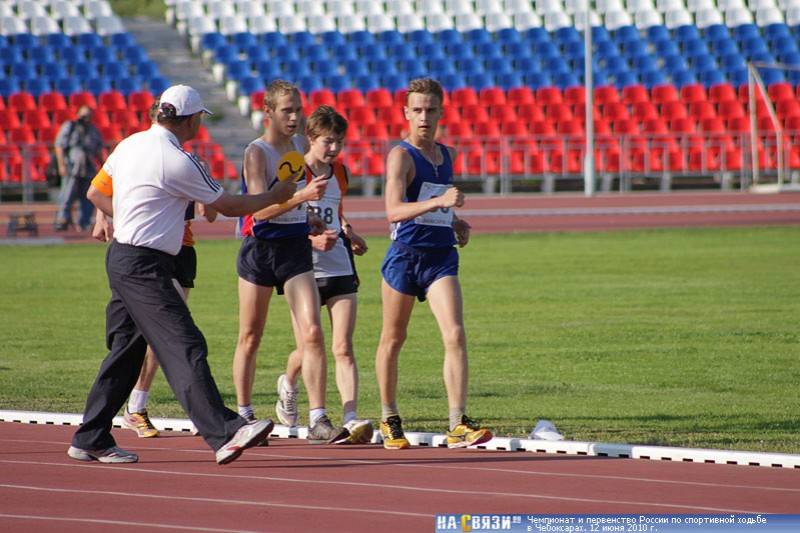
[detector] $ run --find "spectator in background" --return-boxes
[54,105,104,231]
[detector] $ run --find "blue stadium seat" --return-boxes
[726,67,749,86]
[436,29,462,46]
[523,27,550,45]
[772,36,799,58]
[29,45,55,65]
[61,45,87,63]
[261,32,288,48]
[758,67,786,85]
[12,61,37,82]
[614,25,641,46]
[555,71,580,89]
[13,33,36,50]
[0,78,21,97]
[683,38,709,59]
[377,30,404,47]
[642,69,666,88]
[465,29,492,46]
[554,26,581,46]
[633,54,658,75]
[523,71,551,89]
[310,59,337,78]
[440,72,466,91]
[712,38,739,56]
[148,76,170,95]
[691,54,718,73]
[663,53,689,73]
[732,24,759,43]
[291,31,316,48]
[670,68,697,88]
[675,24,700,43]
[233,32,257,50]
[256,59,282,79]
[226,60,250,81]
[125,45,148,65]
[325,74,351,93]
[73,61,98,79]
[110,32,136,49]
[89,46,116,64]
[721,53,746,71]
[622,40,648,59]
[503,40,532,58]
[496,71,524,90]
[704,24,730,44]
[55,77,80,95]
[359,44,387,62]
[239,75,265,95]
[467,72,495,91]
[103,61,127,79]
[298,75,322,94]
[763,23,790,42]
[214,44,237,64]
[201,32,226,52]
[655,39,679,57]
[304,44,329,62]
[742,37,769,57]
[593,26,612,44]
[614,70,639,89]
[116,75,143,95]
[350,30,375,48]
[25,78,49,97]
[750,51,775,64]
[399,58,426,79]
[381,73,408,92]
[355,73,379,92]
[456,58,484,77]
[333,43,358,62]
[388,42,416,62]
[246,44,270,63]
[78,33,104,49]
[535,41,560,60]
[282,59,310,78]
[546,56,570,75]
[87,77,112,95]
[604,55,629,75]
[321,30,346,48]
[407,30,434,47]
[343,57,369,77]
[137,60,160,81]
[43,61,68,81]
[646,25,669,43]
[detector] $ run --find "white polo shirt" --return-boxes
[103,124,223,255]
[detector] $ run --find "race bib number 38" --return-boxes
[415,181,454,227]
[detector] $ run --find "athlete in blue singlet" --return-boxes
[375,78,493,450]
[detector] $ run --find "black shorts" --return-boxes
[316,274,359,305]
[173,245,197,288]
[236,235,313,295]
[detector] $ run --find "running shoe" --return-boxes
[333,419,374,445]
[244,413,269,446]
[446,415,493,449]
[307,414,349,444]
[122,408,159,438]
[67,445,138,463]
[216,419,273,465]
[380,415,410,450]
[275,374,299,427]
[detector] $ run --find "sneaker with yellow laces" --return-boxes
[446,415,493,449]
[122,409,159,438]
[380,415,410,450]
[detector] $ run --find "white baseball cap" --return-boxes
[159,84,212,117]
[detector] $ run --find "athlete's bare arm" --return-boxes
[254,175,329,221]
[384,146,463,223]
[87,184,112,216]
[197,202,217,222]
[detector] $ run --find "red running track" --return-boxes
[1,422,798,532]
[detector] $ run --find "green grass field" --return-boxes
[1,226,799,453]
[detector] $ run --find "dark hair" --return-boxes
[406,78,444,105]
[306,105,347,140]
[155,101,193,125]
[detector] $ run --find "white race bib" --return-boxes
[308,193,341,231]
[414,181,454,227]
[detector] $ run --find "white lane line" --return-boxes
[0,483,431,519]
[3,437,797,494]
[0,460,767,514]
[0,512,261,532]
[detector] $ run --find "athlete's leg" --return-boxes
[375,280,416,412]
[283,272,326,410]
[232,278,272,407]
[326,293,358,416]
[426,275,467,413]
[284,311,303,387]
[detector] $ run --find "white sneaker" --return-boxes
[529,419,564,441]
[334,419,374,444]
[67,445,138,463]
[275,374,299,427]
[215,419,273,465]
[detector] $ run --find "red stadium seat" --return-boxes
[651,84,679,104]
[621,84,648,105]
[363,122,389,140]
[52,108,76,125]
[717,99,745,120]
[69,91,98,109]
[767,82,794,103]
[700,117,726,133]
[689,100,717,120]
[516,102,544,123]
[777,99,800,118]
[37,126,58,143]
[500,120,528,136]
[530,119,556,136]
[249,90,264,111]
[92,111,111,128]
[603,101,629,121]
[594,85,621,105]
[337,88,365,108]
[10,126,36,144]
[23,109,52,129]
[39,92,68,114]
[556,118,583,136]
[451,87,478,108]
[393,88,408,107]
[680,84,707,103]
[506,86,534,107]
[489,104,517,123]
[446,121,473,139]
[0,109,22,129]
[479,86,506,107]
[661,100,687,120]
[544,102,572,120]
[8,92,36,112]
[632,101,658,121]
[366,153,385,176]
[310,88,336,107]
[99,91,128,112]
[474,121,501,138]
[708,83,737,103]
[612,118,639,135]
[461,103,490,124]
[642,117,668,134]
[99,125,123,144]
[366,88,393,108]
[536,86,562,106]
[129,90,155,112]
[0,96,5,111]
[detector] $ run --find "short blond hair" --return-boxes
[306,105,348,140]
[264,79,300,110]
[406,78,444,105]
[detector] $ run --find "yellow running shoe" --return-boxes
[446,415,492,449]
[122,409,159,438]
[380,415,410,449]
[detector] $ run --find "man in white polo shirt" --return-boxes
[69,85,295,465]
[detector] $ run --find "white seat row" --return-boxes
[4,0,113,21]
[0,13,123,36]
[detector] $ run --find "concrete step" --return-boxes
[122,16,257,184]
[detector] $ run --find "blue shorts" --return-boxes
[381,241,458,302]
[237,235,313,295]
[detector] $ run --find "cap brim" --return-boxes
[201,107,213,115]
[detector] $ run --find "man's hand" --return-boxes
[308,213,326,235]
[310,229,339,251]
[438,187,464,209]
[302,176,329,203]
[92,213,112,242]
[348,230,368,255]
[453,217,471,248]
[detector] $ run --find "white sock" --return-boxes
[343,410,357,424]
[238,404,254,420]
[128,389,149,413]
[309,408,326,427]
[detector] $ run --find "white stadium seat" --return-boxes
[416,0,446,14]
[186,14,216,35]
[535,0,565,15]
[386,0,415,15]
[268,1,296,18]
[396,12,425,31]
[545,10,573,31]
[686,0,716,12]
[84,0,113,19]
[475,0,503,14]
[367,13,397,33]
[656,0,685,14]
[694,7,724,27]
[207,1,236,20]
[596,0,625,14]
[308,13,337,33]
[455,12,484,32]
[337,14,366,33]
[574,9,602,29]
[354,0,387,16]
[234,0,266,18]
[326,0,357,16]
[278,14,307,33]
[718,0,745,10]
[62,15,92,35]
[514,10,543,29]
[664,7,694,27]
[248,15,277,33]
[604,8,633,29]
[17,1,47,19]
[446,0,477,15]
[29,15,60,35]
[635,8,663,28]
[218,14,247,34]
[756,6,784,24]
[175,0,205,22]
[485,12,514,31]
[726,6,755,26]
[564,0,588,15]
[95,14,125,35]
[0,16,27,35]
[749,0,777,9]
[296,0,325,16]
[425,13,455,32]
[504,0,535,14]
[786,5,800,24]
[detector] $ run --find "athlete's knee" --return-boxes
[441,325,466,351]
[301,322,324,348]
[331,340,355,362]
[378,329,406,357]
[236,328,263,355]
